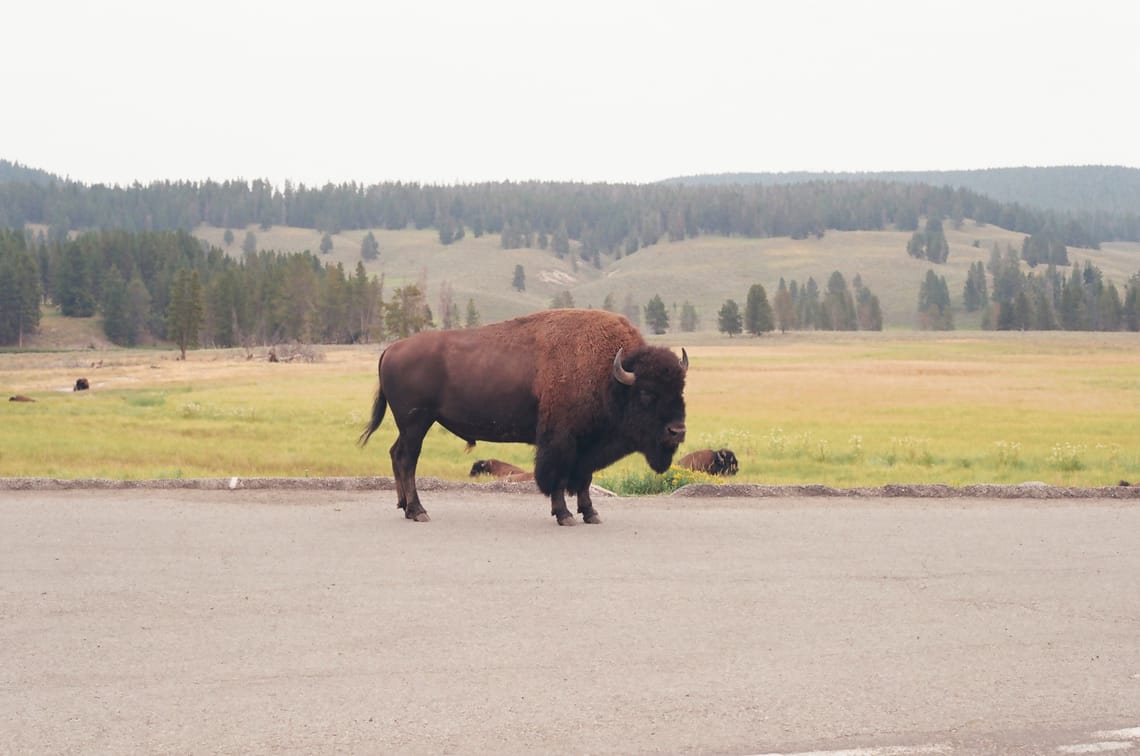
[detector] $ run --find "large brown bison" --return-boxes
[359,309,688,525]
[677,448,739,476]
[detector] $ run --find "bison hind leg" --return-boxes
[389,425,432,522]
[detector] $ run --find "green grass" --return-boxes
[2,333,1138,488]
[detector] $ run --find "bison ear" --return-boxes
[680,348,689,374]
[612,348,636,386]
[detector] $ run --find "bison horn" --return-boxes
[612,348,636,386]
[680,348,689,374]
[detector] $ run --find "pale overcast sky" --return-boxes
[6,0,1139,187]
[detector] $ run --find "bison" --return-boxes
[359,309,688,525]
[470,459,528,478]
[74,378,90,391]
[677,448,739,476]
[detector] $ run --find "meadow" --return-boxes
[191,223,1140,332]
[2,331,1137,489]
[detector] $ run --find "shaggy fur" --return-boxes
[360,309,687,525]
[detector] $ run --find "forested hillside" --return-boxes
[3,159,1140,349]
[1,162,1137,251]
[669,166,1140,220]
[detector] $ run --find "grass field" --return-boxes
[3,331,1137,488]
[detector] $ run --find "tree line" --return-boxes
[0,228,435,349]
[4,171,1133,261]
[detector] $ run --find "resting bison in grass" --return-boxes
[360,309,688,525]
[677,448,739,476]
[74,378,90,391]
[470,459,527,478]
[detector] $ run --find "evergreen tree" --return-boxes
[917,269,953,330]
[822,271,857,330]
[384,285,431,338]
[360,231,379,260]
[0,234,42,346]
[773,278,796,332]
[744,283,774,335]
[718,299,742,337]
[552,222,571,258]
[242,230,258,256]
[101,267,129,344]
[963,260,988,311]
[464,298,481,328]
[905,217,949,263]
[512,264,526,292]
[56,243,96,317]
[679,301,699,332]
[644,294,669,334]
[223,228,234,247]
[168,269,203,359]
[550,290,575,309]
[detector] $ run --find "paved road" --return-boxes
[2,488,1138,755]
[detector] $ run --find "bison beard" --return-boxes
[359,309,688,525]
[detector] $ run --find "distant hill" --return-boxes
[664,166,1140,216]
[0,159,57,186]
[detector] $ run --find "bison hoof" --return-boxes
[407,511,431,522]
[556,515,577,526]
[583,514,602,524]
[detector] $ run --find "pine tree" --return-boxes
[512,264,525,292]
[773,278,796,332]
[744,283,774,335]
[679,301,699,332]
[718,299,742,337]
[360,231,379,261]
[242,230,258,257]
[168,269,203,359]
[644,294,669,334]
[0,235,42,347]
[464,298,481,328]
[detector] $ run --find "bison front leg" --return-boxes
[548,489,577,526]
[575,489,601,524]
[567,469,601,524]
[536,442,578,526]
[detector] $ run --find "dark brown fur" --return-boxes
[9,395,35,402]
[677,448,739,476]
[360,310,687,525]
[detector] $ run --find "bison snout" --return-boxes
[666,422,686,445]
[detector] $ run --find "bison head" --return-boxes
[612,346,688,473]
[469,460,491,477]
[714,448,740,475]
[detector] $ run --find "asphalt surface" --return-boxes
[2,485,1139,755]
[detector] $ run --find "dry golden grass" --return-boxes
[3,331,1137,487]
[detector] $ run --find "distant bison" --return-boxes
[360,309,687,525]
[73,378,90,391]
[677,448,739,476]
[470,459,528,478]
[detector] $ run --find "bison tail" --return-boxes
[359,352,390,447]
[358,385,388,447]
